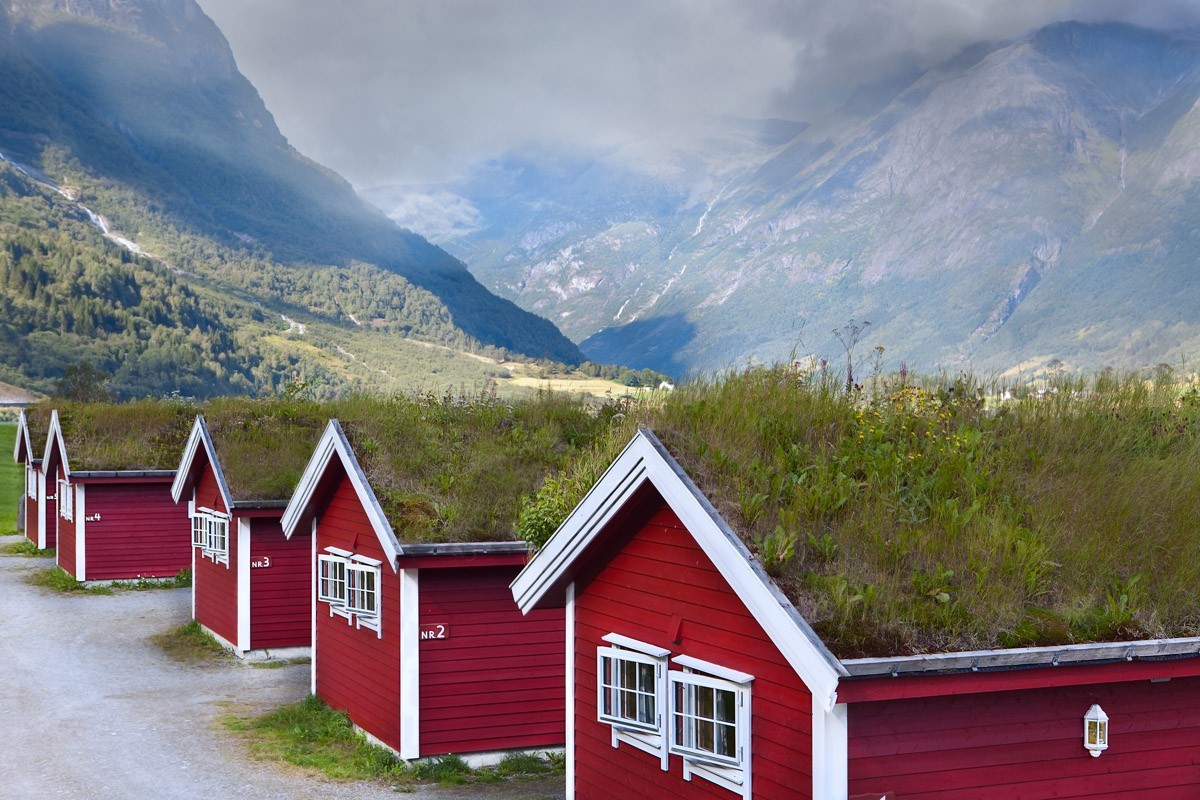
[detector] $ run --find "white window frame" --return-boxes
[26,466,37,499]
[597,633,671,768]
[191,507,230,566]
[347,555,382,634]
[317,547,381,637]
[58,478,74,522]
[669,655,753,800]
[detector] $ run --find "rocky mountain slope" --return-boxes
[0,0,582,397]
[377,22,1200,378]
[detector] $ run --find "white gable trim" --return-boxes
[42,410,70,477]
[281,419,401,572]
[171,416,234,510]
[511,428,846,706]
[13,410,31,463]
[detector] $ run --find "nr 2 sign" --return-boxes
[420,623,449,640]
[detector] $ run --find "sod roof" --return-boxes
[20,403,53,460]
[520,366,1200,658]
[333,392,611,545]
[52,400,199,472]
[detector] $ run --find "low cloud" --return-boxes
[197,0,1200,186]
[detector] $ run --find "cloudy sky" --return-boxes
[197,0,1200,189]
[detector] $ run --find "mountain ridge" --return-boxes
[379,21,1200,379]
[0,0,584,398]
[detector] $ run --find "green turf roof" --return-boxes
[519,366,1200,658]
[53,400,199,472]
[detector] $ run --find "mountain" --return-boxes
[372,22,1200,379]
[0,0,583,398]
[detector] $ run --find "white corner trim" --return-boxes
[811,697,848,800]
[37,468,46,550]
[399,568,420,760]
[190,493,197,621]
[74,484,86,581]
[281,420,401,572]
[237,518,251,653]
[565,581,576,800]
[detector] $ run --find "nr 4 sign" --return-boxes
[420,623,449,641]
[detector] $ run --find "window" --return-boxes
[596,634,671,767]
[26,466,36,499]
[669,655,752,799]
[191,508,230,565]
[317,547,382,636]
[58,478,74,521]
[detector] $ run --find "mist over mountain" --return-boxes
[371,22,1200,379]
[0,0,582,397]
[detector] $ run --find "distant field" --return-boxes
[0,423,19,535]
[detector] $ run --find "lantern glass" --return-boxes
[1083,704,1108,756]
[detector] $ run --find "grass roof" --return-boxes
[54,400,199,471]
[21,402,53,457]
[202,397,334,501]
[518,366,1200,658]
[334,391,612,545]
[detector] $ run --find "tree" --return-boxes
[54,362,113,402]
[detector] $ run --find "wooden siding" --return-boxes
[193,467,237,645]
[249,516,311,650]
[848,676,1200,799]
[418,565,565,756]
[314,473,402,752]
[22,465,36,542]
[54,465,74,575]
[573,498,815,800]
[82,481,191,580]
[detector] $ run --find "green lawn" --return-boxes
[0,423,19,535]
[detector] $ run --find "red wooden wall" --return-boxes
[314,473,402,752]
[573,496,815,800]
[848,675,1200,799]
[193,468,237,645]
[53,464,73,575]
[418,565,564,756]
[249,516,311,650]
[82,479,192,580]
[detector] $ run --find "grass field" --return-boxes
[0,423,19,535]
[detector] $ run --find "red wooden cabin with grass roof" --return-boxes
[513,428,1200,800]
[14,407,54,549]
[171,413,315,658]
[281,418,568,764]
[43,403,195,582]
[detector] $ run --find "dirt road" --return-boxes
[0,534,564,800]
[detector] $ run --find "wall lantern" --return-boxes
[1083,704,1108,757]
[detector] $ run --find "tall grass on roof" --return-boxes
[518,365,1200,657]
[336,388,616,544]
[55,399,199,471]
[203,396,335,500]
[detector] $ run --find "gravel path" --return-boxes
[0,535,564,800]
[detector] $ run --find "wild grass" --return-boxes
[518,365,1200,657]
[0,539,54,557]
[27,566,112,594]
[0,422,20,535]
[27,567,190,594]
[150,619,231,663]
[224,695,563,787]
[52,399,199,470]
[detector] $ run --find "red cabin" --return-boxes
[282,419,566,763]
[43,405,194,582]
[513,429,1200,800]
[13,407,54,549]
[171,415,313,658]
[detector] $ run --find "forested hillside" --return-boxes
[0,0,584,398]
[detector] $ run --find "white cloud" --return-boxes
[196,0,1200,186]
